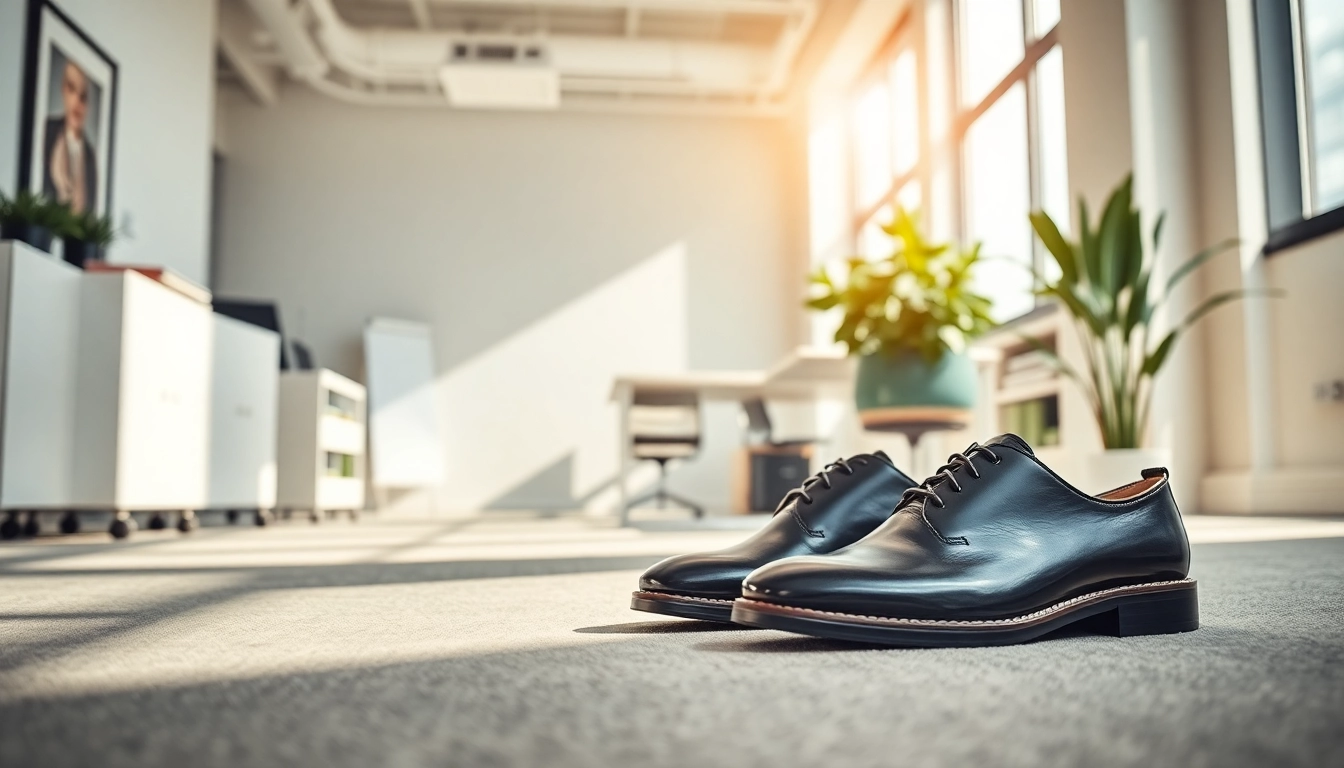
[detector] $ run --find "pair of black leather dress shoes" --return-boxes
[631,434,1198,647]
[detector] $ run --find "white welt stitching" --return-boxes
[635,591,734,605]
[740,579,1196,627]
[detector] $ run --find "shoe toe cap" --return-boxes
[639,552,752,598]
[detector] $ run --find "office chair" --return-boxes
[623,390,704,521]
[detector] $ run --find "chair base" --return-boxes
[624,488,704,519]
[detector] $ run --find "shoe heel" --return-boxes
[1104,584,1199,637]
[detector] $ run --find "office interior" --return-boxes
[0,0,1341,766]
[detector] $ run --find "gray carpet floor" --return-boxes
[0,517,1341,768]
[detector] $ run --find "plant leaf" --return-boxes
[1162,237,1239,296]
[1095,174,1133,306]
[1142,330,1178,377]
[1030,211,1078,286]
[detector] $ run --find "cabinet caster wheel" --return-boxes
[226,510,239,525]
[22,512,40,538]
[148,513,167,531]
[254,510,272,527]
[177,511,197,533]
[309,511,320,524]
[0,512,20,540]
[59,511,80,535]
[109,516,136,539]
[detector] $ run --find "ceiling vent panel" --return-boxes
[439,39,560,110]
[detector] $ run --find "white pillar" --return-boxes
[1125,0,1206,512]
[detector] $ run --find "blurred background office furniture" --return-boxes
[363,318,445,512]
[622,390,704,523]
[611,348,850,522]
[0,241,82,539]
[732,398,815,513]
[277,369,367,522]
[859,346,1001,476]
[207,312,281,526]
[213,298,290,369]
[73,266,213,538]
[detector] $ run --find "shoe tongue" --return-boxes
[984,433,1034,456]
[870,449,895,468]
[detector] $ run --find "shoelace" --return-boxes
[899,442,1002,510]
[773,456,869,513]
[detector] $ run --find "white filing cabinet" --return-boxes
[0,242,83,537]
[73,269,212,535]
[277,370,367,520]
[208,313,280,523]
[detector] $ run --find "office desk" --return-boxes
[610,349,853,520]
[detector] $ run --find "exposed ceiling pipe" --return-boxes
[304,0,773,92]
[304,73,789,117]
[241,0,816,112]
[241,0,328,79]
[444,0,809,15]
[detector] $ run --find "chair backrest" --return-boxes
[741,397,773,445]
[213,298,288,370]
[291,340,315,371]
[629,389,701,459]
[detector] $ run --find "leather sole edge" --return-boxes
[730,579,1198,647]
[630,590,735,623]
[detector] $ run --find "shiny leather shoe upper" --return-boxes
[638,453,917,599]
[742,434,1192,620]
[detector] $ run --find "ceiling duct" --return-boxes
[226,0,819,115]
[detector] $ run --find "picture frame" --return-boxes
[16,0,118,219]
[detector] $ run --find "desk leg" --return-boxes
[616,385,632,526]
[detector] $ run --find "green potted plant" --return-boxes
[807,208,995,430]
[1028,174,1270,489]
[59,209,116,267]
[0,189,68,253]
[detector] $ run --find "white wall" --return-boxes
[0,0,217,285]
[214,86,806,513]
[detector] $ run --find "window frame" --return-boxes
[1255,0,1344,254]
[846,0,1062,322]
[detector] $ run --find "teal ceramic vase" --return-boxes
[855,350,977,431]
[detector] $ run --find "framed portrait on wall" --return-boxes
[16,0,118,218]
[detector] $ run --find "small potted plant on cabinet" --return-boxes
[59,209,116,267]
[1028,174,1270,490]
[0,189,68,253]
[807,208,995,432]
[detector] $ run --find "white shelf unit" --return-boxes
[208,313,281,521]
[277,369,367,520]
[971,304,1096,482]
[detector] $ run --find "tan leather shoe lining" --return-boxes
[1096,475,1163,501]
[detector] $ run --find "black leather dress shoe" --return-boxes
[731,434,1197,646]
[631,452,917,622]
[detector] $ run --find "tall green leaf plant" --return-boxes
[1028,174,1272,449]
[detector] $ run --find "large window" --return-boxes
[1257,0,1344,251]
[841,0,1066,323]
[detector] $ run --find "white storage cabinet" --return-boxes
[0,242,83,537]
[71,269,212,537]
[208,313,281,525]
